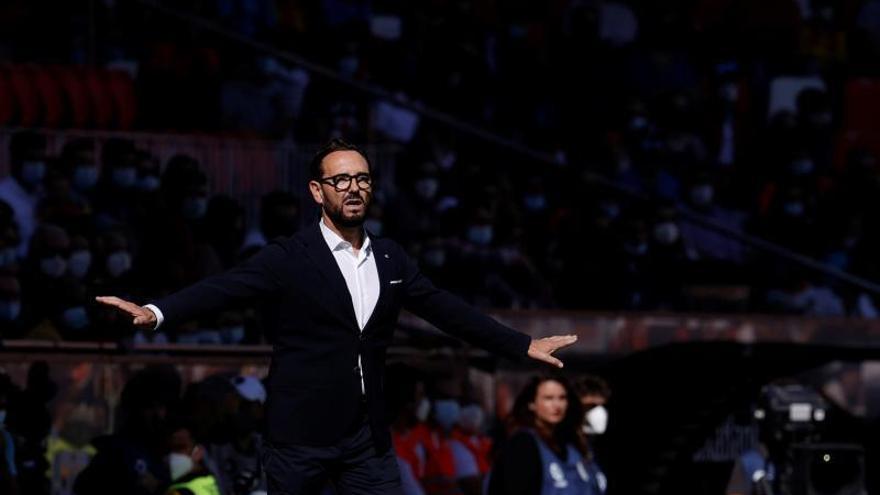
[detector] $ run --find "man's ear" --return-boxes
[308,180,324,206]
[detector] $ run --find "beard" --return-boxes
[324,191,369,227]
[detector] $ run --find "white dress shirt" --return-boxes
[145,218,380,393]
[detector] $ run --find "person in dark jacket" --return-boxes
[97,139,577,494]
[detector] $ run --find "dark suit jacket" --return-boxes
[152,222,531,451]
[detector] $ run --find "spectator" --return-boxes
[487,374,595,495]
[163,422,222,495]
[204,375,267,495]
[0,371,19,495]
[74,365,180,495]
[0,131,47,257]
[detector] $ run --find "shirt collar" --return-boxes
[319,218,371,254]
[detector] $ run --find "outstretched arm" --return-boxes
[96,242,288,329]
[400,249,577,367]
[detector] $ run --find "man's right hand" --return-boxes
[95,296,157,329]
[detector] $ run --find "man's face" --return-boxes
[309,150,372,228]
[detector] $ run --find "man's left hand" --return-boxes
[528,335,578,368]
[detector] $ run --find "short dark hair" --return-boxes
[573,374,611,400]
[309,138,371,180]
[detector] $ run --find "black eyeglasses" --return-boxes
[318,173,372,191]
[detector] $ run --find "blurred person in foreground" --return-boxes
[574,375,611,495]
[0,372,19,495]
[74,366,180,495]
[204,375,268,495]
[97,138,577,494]
[487,374,600,495]
[164,422,221,495]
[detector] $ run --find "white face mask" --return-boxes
[415,398,431,422]
[583,405,608,435]
[168,452,194,481]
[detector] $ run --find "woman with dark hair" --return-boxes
[487,373,604,495]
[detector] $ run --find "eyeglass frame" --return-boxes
[316,173,373,191]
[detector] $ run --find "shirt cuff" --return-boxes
[143,304,164,330]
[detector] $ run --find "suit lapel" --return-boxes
[300,223,359,330]
[364,237,392,333]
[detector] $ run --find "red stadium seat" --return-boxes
[85,67,113,128]
[6,64,41,126]
[53,65,92,128]
[29,65,64,127]
[844,78,880,132]
[0,70,15,126]
[106,69,137,129]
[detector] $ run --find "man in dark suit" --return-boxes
[97,139,577,494]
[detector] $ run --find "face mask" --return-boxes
[364,219,383,236]
[625,241,648,256]
[0,300,21,321]
[338,55,359,78]
[62,306,89,330]
[628,116,648,131]
[523,194,547,212]
[112,167,137,188]
[68,250,92,279]
[690,185,714,206]
[583,405,608,435]
[433,399,461,431]
[21,160,46,185]
[105,251,132,278]
[720,82,738,102]
[0,409,6,426]
[220,325,245,344]
[653,222,680,245]
[415,398,431,422]
[168,452,194,481]
[783,201,805,217]
[423,248,446,268]
[458,404,485,432]
[137,175,161,192]
[599,202,621,220]
[415,178,439,200]
[73,166,99,190]
[0,247,17,267]
[790,159,814,176]
[41,256,67,278]
[182,197,208,220]
[466,225,493,246]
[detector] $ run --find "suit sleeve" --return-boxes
[399,246,531,362]
[150,241,287,328]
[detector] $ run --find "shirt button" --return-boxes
[353,365,361,375]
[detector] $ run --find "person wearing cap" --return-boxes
[96,138,578,495]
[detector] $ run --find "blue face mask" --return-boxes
[21,160,46,185]
[62,306,89,330]
[220,325,245,344]
[433,399,461,431]
[137,175,161,192]
[0,247,17,268]
[0,300,21,321]
[112,167,137,188]
[466,225,493,246]
[182,197,208,220]
[73,166,99,190]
